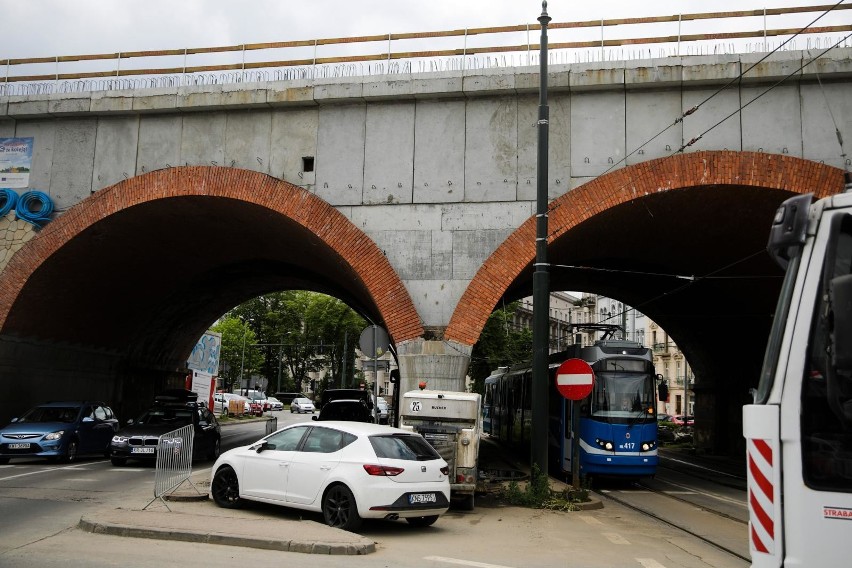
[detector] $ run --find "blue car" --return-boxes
[0,401,119,464]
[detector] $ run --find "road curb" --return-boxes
[77,512,376,555]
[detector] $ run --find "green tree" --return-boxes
[468,302,533,394]
[226,291,366,394]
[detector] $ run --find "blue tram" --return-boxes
[483,338,659,479]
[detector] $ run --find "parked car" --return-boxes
[221,393,252,416]
[210,422,451,531]
[656,413,674,422]
[320,389,374,410]
[313,399,374,423]
[109,390,221,466]
[0,401,119,464]
[244,390,267,415]
[290,397,316,414]
[377,398,389,424]
[672,415,695,426]
[264,396,284,411]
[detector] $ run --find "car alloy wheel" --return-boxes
[207,438,221,461]
[63,440,78,463]
[322,484,362,531]
[211,466,243,509]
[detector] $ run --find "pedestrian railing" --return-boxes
[144,423,201,511]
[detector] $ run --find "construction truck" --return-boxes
[398,389,481,510]
[743,174,852,567]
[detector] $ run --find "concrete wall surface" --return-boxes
[1,48,851,331]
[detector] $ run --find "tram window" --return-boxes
[802,213,852,492]
[600,359,645,372]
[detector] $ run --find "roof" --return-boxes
[298,421,408,436]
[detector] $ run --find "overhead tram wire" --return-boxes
[596,0,850,177]
[677,30,852,153]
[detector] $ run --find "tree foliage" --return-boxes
[468,302,533,394]
[224,291,366,394]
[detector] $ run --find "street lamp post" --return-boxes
[531,0,551,480]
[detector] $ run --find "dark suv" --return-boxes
[109,390,221,466]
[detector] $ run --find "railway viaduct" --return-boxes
[1,48,850,454]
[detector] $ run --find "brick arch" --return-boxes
[445,150,845,346]
[0,166,423,343]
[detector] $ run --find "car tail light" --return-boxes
[363,464,404,476]
[441,466,449,476]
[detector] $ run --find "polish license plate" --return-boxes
[409,493,437,505]
[8,443,30,449]
[131,447,155,454]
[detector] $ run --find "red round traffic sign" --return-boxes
[555,358,595,400]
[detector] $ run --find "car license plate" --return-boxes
[131,447,155,454]
[8,443,30,449]
[409,493,437,504]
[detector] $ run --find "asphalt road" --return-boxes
[0,413,750,567]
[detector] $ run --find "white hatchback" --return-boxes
[290,397,315,414]
[210,422,450,531]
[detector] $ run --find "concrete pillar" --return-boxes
[395,338,472,395]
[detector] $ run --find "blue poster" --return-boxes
[0,138,34,189]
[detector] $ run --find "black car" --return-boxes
[0,401,118,464]
[109,390,221,466]
[312,399,374,423]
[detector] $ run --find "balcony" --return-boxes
[653,343,670,355]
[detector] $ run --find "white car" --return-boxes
[209,422,450,531]
[376,398,389,424]
[264,396,284,411]
[290,397,316,414]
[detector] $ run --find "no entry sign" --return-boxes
[555,358,595,400]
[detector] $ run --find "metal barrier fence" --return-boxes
[144,423,200,511]
[265,416,278,435]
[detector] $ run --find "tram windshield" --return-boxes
[589,359,655,421]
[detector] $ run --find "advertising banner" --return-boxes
[0,138,34,189]
[187,331,222,375]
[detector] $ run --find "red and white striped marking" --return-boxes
[747,437,775,555]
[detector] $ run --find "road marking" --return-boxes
[0,462,103,482]
[423,556,515,568]
[578,516,603,525]
[662,455,742,479]
[637,559,667,568]
[603,532,631,544]
[657,479,746,507]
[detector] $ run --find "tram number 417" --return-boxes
[619,443,636,450]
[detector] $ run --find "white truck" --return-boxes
[743,174,852,567]
[398,389,482,510]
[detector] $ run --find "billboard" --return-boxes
[0,138,34,189]
[187,331,222,375]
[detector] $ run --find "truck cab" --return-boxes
[744,180,852,566]
[398,390,482,510]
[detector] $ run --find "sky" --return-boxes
[2,0,848,60]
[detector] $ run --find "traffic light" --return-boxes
[389,369,399,383]
[658,382,669,401]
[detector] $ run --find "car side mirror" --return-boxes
[255,441,268,453]
[82,416,94,423]
[10,417,18,423]
[126,418,135,426]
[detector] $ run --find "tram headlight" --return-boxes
[641,440,657,452]
[594,438,615,451]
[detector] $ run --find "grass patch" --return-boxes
[499,465,589,511]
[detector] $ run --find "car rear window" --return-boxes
[369,434,442,461]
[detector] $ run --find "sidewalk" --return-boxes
[78,470,377,555]
[76,427,599,554]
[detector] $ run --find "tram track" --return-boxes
[594,486,751,564]
[592,454,751,564]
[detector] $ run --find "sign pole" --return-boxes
[555,357,596,489]
[572,399,581,488]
